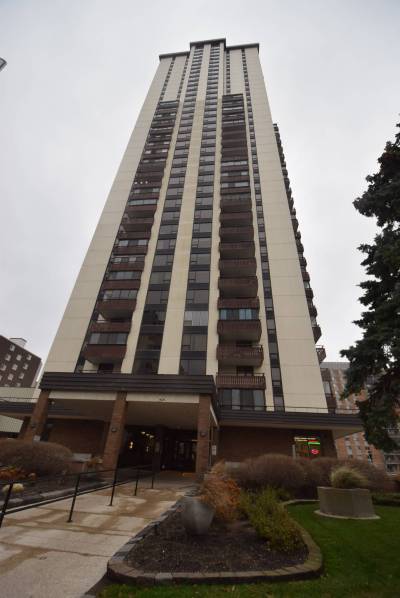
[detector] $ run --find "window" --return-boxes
[194,209,212,220]
[18,373,25,379]
[153,254,174,267]
[219,308,258,320]
[7,374,13,380]
[188,271,210,284]
[136,334,163,351]
[9,344,15,351]
[159,224,178,235]
[162,211,180,222]
[5,354,11,361]
[89,332,128,345]
[27,355,32,361]
[184,310,208,326]
[23,363,28,370]
[190,253,210,265]
[11,364,18,371]
[0,364,6,371]
[191,237,211,249]
[142,309,166,324]
[181,334,207,351]
[102,289,137,300]
[186,289,209,304]
[108,271,140,280]
[146,289,169,304]
[179,359,206,375]
[156,239,176,250]
[149,271,171,284]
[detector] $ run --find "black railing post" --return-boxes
[151,466,155,489]
[134,467,140,496]
[67,473,81,523]
[108,468,118,507]
[0,481,14,529]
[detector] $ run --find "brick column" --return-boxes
[102,392,127,471]
[21,390,50,441]
[195,394,211,477]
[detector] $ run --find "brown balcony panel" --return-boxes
[114,247,148,256]
[109,261,144,272]
[219,242,255,259]
[118,231,151,241]
[219,226,254,242]
[220,187,251,197]
[216,374,266,389]
[316,345,326,363]
[220,198,252,213]
[220,212,252,227]
[97,300,136,319]
[219,258,256,277]
[217,345,264,367]
[88,321,131,334]
[126,205,157,217]
[219,277,258,298]
[122,218,154,232]
[313,325,322,342]
[101,281,140,291]
[82,344,126,365]
[217,319,261,341]
[218,297,260,309]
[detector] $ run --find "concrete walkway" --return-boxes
[0,474,194,597]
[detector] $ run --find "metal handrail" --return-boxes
[218,403,359,415]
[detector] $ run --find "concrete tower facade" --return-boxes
[16,39,361,473]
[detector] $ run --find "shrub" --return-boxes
[200,474,241,523]
[310,457,341,486]
[240,488,304,554]
[233,453,305,494]
[296,458,325,498]
[344,459,393,492]
[330,466,368,489]
[0,439,73,477]
[372,492,400,507]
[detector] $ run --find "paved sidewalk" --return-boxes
[0,476,192,598]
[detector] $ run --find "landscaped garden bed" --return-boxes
[126,507,308,573]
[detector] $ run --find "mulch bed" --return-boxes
[126,508,308,573]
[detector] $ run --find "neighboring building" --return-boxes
[0,336,41,388]
[6,39,360,473]
[321,361,400,474]
[0,57,6,72]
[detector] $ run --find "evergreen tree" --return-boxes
[341,123,400,451]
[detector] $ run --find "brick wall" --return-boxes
[48,419,106,455]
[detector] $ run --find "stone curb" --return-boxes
[107,496,323,586]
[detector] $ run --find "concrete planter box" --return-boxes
[317,486,379,519]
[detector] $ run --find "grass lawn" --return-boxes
[100,504,400,598]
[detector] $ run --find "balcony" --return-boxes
[220,212,252,227]
[121,218,154,232]
[125,205,157,218]
[218,297,260,309]
[220,198,252,213]
[101,280,140,291]
[118,231,151,241]
[316,345,326,364]
[219,277,258,298]
[219,242,255,259]
[217,344,264,367]
[82,344,126,365]
[219,258,256,277]
[97,299,136,319]
[88,321,131,334]
[219,226,253,242]
[216,374,266,389]
[109,261,144,272]
[313,324,322,342]
[217,319,261,341]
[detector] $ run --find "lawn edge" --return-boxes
[107,498,323,586]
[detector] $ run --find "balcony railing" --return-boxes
[220,198,252,213]
[88,321,131,334]
[219,226,254,242]
[313,324,322,342]
[219,242,255,259]
[316,345,326,363]
[217,319,261,341]
[82,344,126,365]
[218,297,260,309]
[125,205,157,218]
[121,218,154,232]
[219,258,257,277]
[97,299,136,319]
[217,344,264,367]
[216,374,266,389]
[220,212,252,227]
[218,277,258,298]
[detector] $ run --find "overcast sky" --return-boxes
[0,0,399,365]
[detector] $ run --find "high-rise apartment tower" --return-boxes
[18,39,361,473]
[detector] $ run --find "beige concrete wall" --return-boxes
[43,58,172,374]
[158,45,211,373]
[163,55,187,102]
[245,47,326,409]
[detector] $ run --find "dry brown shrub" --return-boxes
[233,453,305,493]
[344,459,394,492]
[200,474,241,522]
[296,458,324,497]
[209,460,228,478]
[309,457,341,486]
[0,439,73,477]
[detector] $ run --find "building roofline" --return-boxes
[159,39,259,60]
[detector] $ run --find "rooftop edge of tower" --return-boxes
[159,39,259,60]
